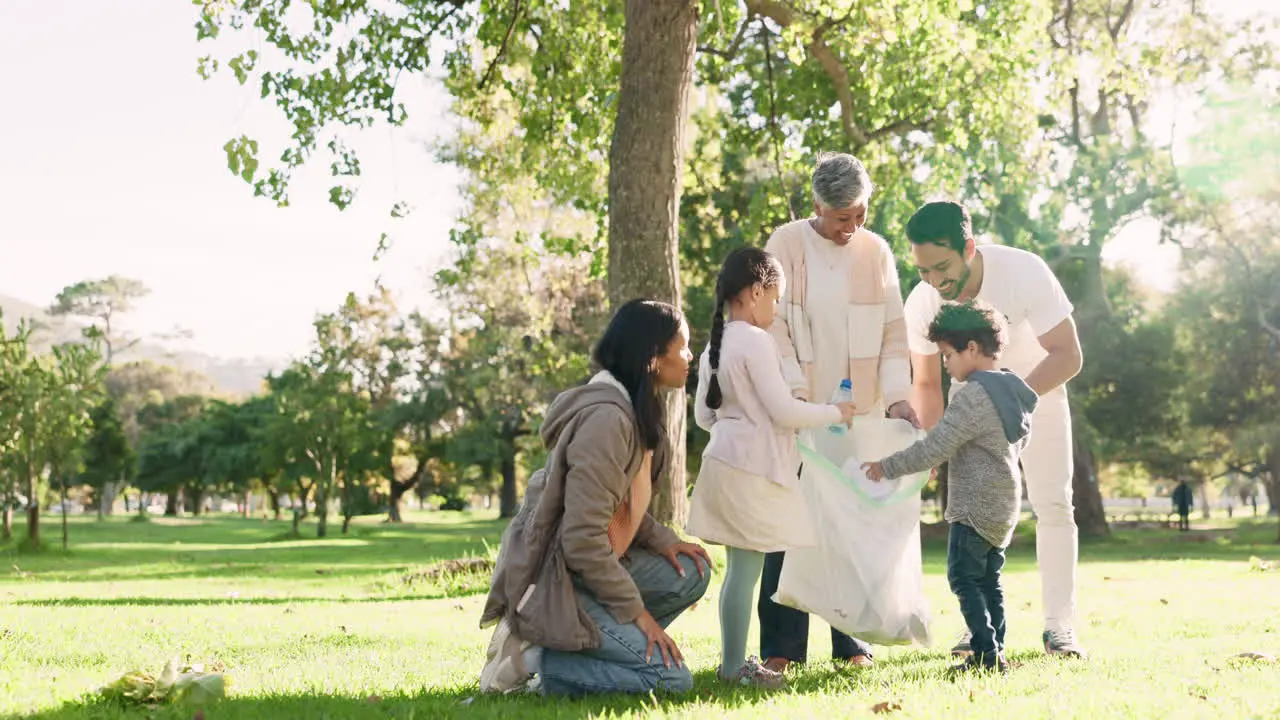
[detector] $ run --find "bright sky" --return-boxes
[0,0,461,363]
[0,0,1271,363]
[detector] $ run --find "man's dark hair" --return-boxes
[906,201,972,253]
[927,301,1006,358]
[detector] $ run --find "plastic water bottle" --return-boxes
[828,379,853,435]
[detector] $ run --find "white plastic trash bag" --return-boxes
[774,417,933,646]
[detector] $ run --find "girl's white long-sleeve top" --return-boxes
[694,321,842,488]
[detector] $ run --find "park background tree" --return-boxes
[194,0,1051,526]
[47,276,149,365]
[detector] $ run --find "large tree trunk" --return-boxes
[652,392,689,525]
[316,462,333,538]
[1070,429,1110,537]
[607,0,698,528]
[387,479,415,523]
[340,476,354,535]
[165,490,180,516]
[2,498,12,541]
[26,504,40,546]
[295,483,312,521]
[25,467,39,546]
[58,469,69,552]
[269,489,282,521]
[1268,463,1279,517]
[100,481,120,517]
[1067,242,1112,538]
[317,486,329,538]
[499,440,519,520]
[1267,448,1280,543]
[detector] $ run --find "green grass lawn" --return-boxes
[2,512,1278,719]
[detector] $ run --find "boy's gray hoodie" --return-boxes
[881,370,1039,548]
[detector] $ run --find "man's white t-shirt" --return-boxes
[904,244,1074,388]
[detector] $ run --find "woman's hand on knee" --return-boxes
[636,610,685,669]
[659,542,712,579]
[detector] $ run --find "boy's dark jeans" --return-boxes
[947,522,1007,664]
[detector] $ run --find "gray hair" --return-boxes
[812,152,873,210]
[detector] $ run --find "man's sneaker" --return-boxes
[719,656,787,690]
[1042,629,1088,659]
[951,630,973,657]
[479,618,531,693]
[842,654,874,668]
[949,652,1008,676]
[761,656,791,673]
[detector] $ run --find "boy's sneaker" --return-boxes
[951,630,973,657]
[1042,629,1088,659]
[719,656,787,690]
[479,618,532,693]
[949,652,1008,676]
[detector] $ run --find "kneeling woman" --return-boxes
[479,299,713,696]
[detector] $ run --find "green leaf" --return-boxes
[328,185,355,209]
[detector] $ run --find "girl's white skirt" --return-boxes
[685,456,816,553]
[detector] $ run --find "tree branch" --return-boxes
[866,116,934,142]
[1070,81,1083,146]
[761,21,796,220]
[1109,0,1136,41]
[745,0,869,148]
[1062,0,1083,147]
[478,0,522,91]
[697,19,751,61]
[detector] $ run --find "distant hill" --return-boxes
[0,292,280,397]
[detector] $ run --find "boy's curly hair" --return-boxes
[926,300,1007,358]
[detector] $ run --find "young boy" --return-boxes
[863,300,1038,672]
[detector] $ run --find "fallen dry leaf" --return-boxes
[193,710,205,720]
[1229,652,1277,663]
[366,695,382,704]
[1159,598,1169,605]
[871,701,903,714]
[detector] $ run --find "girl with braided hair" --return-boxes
[687,246,857,689]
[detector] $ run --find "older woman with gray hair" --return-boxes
[757,152,919,672]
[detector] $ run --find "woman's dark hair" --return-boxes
[705,247,784,410]
[593,299,684,450]
[926,300,1007,358]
